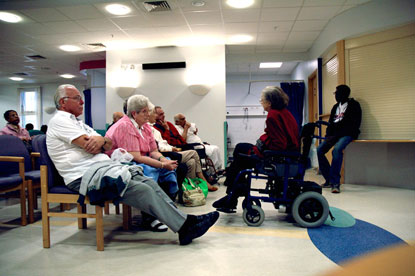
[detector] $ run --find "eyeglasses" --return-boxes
[63,95,83,102]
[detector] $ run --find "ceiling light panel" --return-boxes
[105,4,131,15]
[0,12,22,23]
[228,34,254,44]
[259,62,282,68]
[59,45,81,52]
[60,74,75,79]
[10,77,24,81]
[226,0,255,9]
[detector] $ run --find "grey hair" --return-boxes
[54,84,76,109]
[127,95,152,117]
[261,86,289,110]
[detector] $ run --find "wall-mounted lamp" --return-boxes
[188,84,211,96]
[45,106,56,114]
[116,87,135,99]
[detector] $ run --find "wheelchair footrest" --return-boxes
[216,207,237,214]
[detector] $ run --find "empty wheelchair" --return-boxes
[230,121,331,228]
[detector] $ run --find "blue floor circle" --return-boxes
[309,215,407,265]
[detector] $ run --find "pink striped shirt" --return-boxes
[105,115,157,157]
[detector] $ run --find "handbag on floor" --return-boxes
[182,178,206,207]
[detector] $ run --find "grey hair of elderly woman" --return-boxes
[261,86,289,110]
[126,95,152,117]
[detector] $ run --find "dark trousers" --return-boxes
[225,143,259,197]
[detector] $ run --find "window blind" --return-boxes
[322,56,338,115]
[348,35,415,139]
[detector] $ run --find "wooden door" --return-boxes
[308,70,318,122]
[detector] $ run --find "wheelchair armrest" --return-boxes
[239,153,261,162]
[315,120,330,127]
[263,150,300,159]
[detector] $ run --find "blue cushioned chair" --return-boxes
[0,135,31,225]
[34,134,130,251]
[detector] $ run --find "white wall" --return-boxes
[106,45,226,162]
[0,82,86,129]
[0,85,19,119]
[226,73,292,149]
[291,60,318,123]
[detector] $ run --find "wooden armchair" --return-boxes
[34,135,131,251]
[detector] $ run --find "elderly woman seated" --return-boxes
[105,95,179,232]
[213,86,299,213]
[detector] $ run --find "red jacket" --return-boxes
[253,108,299,156]
[153,121,187,147]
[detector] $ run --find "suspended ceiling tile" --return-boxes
[303,0,346,6]
[56,5,104,20]
[42,21,87,33]
[292,20,328,31]
[143,12,187,27]
[183,11,223,25]
[19,8,70,22]
[260,7,301,21]
[190,24,224,34]
[110,15,153,29]
[222,9,261,23]
[224,22,258,34]
[288,31,320,41]
[262,0,304,8]
[258,21,294,32]
[76,18,120,31]
[177,0,221,11]
[297,6,342,20]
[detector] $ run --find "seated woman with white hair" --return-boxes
[105,94,179,232]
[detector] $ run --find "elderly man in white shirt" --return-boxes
[174,113,223,171]
[149,107,217,192]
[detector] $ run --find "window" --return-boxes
[19,87,41,129]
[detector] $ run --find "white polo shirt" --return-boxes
[46,110,110,185]
[176,123,203,144]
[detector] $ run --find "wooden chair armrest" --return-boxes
[31,152,41,158]
[0,156,25,163]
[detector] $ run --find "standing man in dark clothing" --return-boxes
[318,85,362,194]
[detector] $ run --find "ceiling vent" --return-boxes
[143,1,171,12]
[25,54,46,60]
[84,43,106,50]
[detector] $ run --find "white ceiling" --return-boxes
[0,0,371,84]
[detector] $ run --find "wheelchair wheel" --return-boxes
[242,198,261,209]
[243,205,265,227]
[292,191,329,228]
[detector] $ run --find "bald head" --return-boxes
[174,113,186,127]
[112,112,124,123]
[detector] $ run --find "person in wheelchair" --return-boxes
[213,86,299,212]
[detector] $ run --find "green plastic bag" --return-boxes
[182,177,208,198]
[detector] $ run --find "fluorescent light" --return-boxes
[228,34,253,43]
[226,0,254,9]
[260,62,283,68]
[60,74,75,79]
[10,77,23,81]
[105,4,131,15]
[0,12,22,23]
[59,45,81,52]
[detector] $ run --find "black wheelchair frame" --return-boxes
[231,121,333,228]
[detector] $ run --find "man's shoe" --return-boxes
[331,186,340,193]
[321,182,331,188]
[212,195,238,210]
[179,211,219,245]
